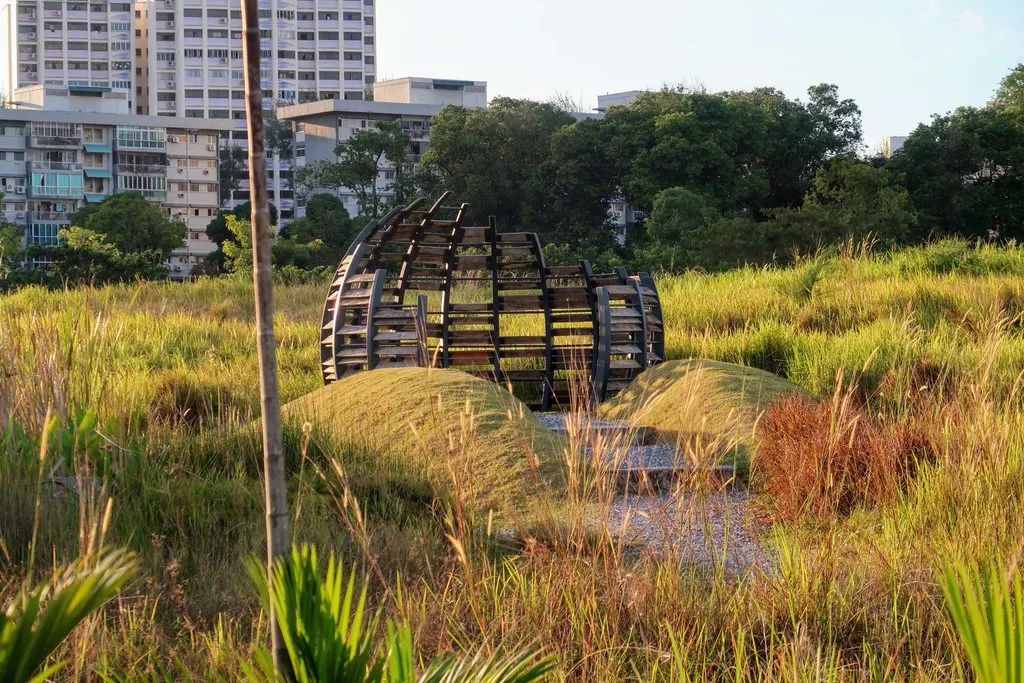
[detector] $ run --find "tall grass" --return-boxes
[1,240,1024,679]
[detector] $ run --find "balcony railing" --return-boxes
[31,160,83,171]
[30,185,83,198]
[29,135,82,148]
[117,163,166,174]
[27,211,74,222]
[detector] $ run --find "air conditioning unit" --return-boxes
[4,184,14,192]
[16,186,25,194]
[167,79,175,86]
[176,167,184,173]
[219,57,228,64]
[177,192,185,197]
[167,135,179,143]
[219,17,227,23]
[206,144,215,151]
[15,212,25,219]
[202,169,209,174]
[173,265,182,272]
[53,9,62,16]
[27,31,36,38]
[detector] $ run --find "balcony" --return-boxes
[29,134,82,149]
[117,163,166,174]
[30,160,83,172]
[27,211,74,222]
[30,184,84,199]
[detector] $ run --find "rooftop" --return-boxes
[278,98,451,121]
[0,108,234,131]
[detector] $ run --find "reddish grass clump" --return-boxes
[756,392,932,522]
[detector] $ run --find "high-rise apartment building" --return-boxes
[1,0,135,107]
[0,84,230,278]
[140,0,376,219]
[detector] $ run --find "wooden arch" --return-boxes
[320,192,665,409]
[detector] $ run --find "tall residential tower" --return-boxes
[140,0,376,218]
[1,0,135,106]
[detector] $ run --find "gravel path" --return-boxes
[539,412,774,575]
[605,491,774,575]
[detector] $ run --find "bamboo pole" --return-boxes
[240,0,290,673]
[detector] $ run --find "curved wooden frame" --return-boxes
[320,193,666,406]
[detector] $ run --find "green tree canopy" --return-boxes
[72,192,186,259]
[219,144,246,205]
[605,84,862,216]
[294,121,410,219]
[21,227,166,287]
[887,106,1024,240]
[991,63,1024,119]
[423,98,574,228]
[282,193,354,267]
[221,214,322,274]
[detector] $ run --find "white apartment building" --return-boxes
[279,77,486,219]
[139,0,376,220]
[0,0,135,107]
[0,84,231,278]
[880,135,908,158]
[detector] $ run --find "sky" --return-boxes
[376,0,1024,153]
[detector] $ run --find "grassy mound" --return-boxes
[600,358,802,457]
[282,367,566,517]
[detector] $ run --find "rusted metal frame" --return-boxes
[364,268,386,370]
[630,278,649,370]
[638,271,665,363]
[320,241,370,384]
[579,260,602,404]
[438,206,468,368]
[488,215,502,379]
[395,191,450,306]
[415,294,429,366]
[592,286,612,402]
[529,233,556,411]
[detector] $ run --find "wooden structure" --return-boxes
[320,192,665,409]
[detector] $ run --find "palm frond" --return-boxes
[940,558,1024,683]
[0,548,136,683]
[246,545,385,683]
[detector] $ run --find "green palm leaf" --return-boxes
[941,559,1024,683]
[0,549,136,683]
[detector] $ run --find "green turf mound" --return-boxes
[599,359,802,453]
[282,368,566,517]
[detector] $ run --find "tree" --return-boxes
[73,192,186,258]
[887,107,1024,240]
[991,63,1024,119]
[221,215,322,274]
[634,187,722,270]
[264,105,294,160]
[219,143,247,205]
[0,192,22,278]
[294,121,410,219]
[522,119,620,256]
[203,202,279,274]
[423,98,574,228]
[24,227,166,286]
[281,193,353,267]
[605,85,862,216]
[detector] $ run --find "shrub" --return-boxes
[148,370,240,427]
[755,392,932,522]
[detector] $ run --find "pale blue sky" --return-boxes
[376,0,1023,152]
